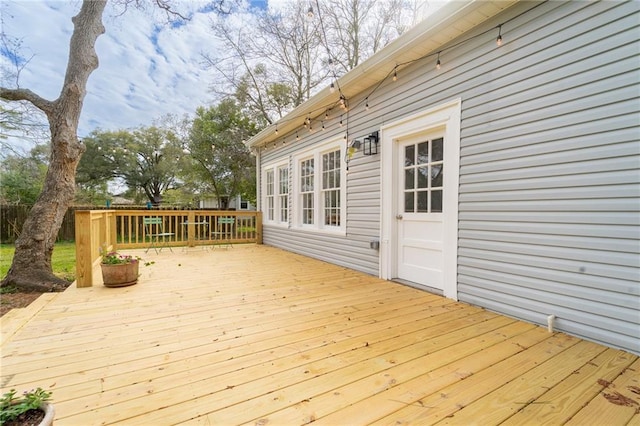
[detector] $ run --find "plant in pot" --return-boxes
[100,249,153,288]
[0,388,54,426]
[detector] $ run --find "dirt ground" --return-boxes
[0,292,43,317]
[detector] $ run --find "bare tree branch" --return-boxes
[0,88,55,114]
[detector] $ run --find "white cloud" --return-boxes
[1,0,220,142]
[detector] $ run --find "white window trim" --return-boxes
[292,138,347,235]
[262,157,290,227]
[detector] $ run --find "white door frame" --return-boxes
[380,98,461,300]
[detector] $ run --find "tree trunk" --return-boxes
[1,0,106,292]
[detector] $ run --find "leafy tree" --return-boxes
[0,144,48,205]
[0,0,187,292]
[119,126,185,206]
[186,100,257,209]
[78,126,186,206]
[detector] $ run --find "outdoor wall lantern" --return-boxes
[363,131,379,155]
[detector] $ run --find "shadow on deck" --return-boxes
[1,245,638,425]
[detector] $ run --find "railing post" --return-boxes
[256,212,263,244]
[187,210,195,247]
[75,210,93,288]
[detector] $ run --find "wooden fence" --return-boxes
[1,205,76,243]
[75,209,263,287]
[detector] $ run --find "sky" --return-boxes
[1,0,268,149]
[1,0,441,153]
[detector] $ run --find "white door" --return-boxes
[396,133,445,290]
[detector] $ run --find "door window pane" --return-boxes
[431,190,442,212]
[404,192,414,212]
[404,145,415,166]
[431,164,443,187]
[417,142,429,165]
[417,166,428,188]
[417,191,428,212]
[405,169,415,190]
[432,138,443,161]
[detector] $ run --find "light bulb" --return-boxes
[393,69,397,81]
[330,82,335,93]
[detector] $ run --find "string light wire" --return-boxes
[260,1,547,149]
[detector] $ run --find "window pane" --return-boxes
[278,167,288,194]
[417,142,429,165]
[417,191,428,212]
[431,190,442,212]
[280,196,288,222]
[404,145,415,166]
[321,149,341,227]
[432,138,443,162]
[404,192,414,212]
[417,166,428,188]
[405,168,415,189]
[431,164,443,187]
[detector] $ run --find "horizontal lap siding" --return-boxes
[457,1,640,354]
[260,0,639,353]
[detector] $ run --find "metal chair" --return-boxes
[211,217,234,249]
[143,217,175,253]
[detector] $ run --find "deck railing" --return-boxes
[75,209,262,287]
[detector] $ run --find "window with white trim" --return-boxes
[265,169,274,221]
[262,159,289,226]
[293,140,345,233]
[278,166,289,223]
[300,158,314,225]
[322,150,341,226]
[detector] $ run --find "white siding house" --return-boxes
[246,0,640,355]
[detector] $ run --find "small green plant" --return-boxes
[0,388,51,424]
[101,251,140,265]
[100,245,154,267]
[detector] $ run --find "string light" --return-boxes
[307,5,313,18]
[258,3,544,154]
[282,138,286,145]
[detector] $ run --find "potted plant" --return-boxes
[0,388,54,426]
[100,249,153,288]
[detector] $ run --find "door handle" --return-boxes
[396,214,403,220]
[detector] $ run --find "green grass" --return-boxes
[0,241,76,284]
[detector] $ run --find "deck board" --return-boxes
[1,245,637,425]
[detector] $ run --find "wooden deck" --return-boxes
[1,245,638,425]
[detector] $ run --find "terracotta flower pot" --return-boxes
[100,262,139,287]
